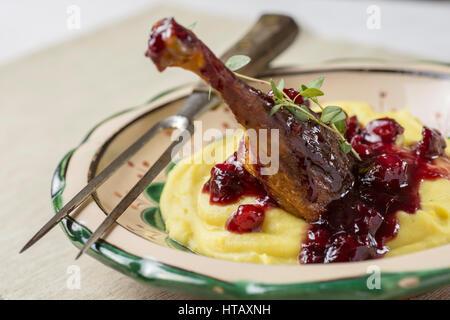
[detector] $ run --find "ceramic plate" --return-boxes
[53,61,450,299]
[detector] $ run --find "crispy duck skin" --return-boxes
[145,17,355,221]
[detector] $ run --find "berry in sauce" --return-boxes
[360,154,409,191]
[226,204,265,233]
[268,88,304,105]
[363,118,404,143]
[203,154,277,233]
[345,115,362,140]
[415,126,447,159]
[350,134,373,158]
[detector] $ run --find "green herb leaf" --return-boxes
[300,84,308,91]
[308,76,325,89]
[338,140,352,154]
[270,79,283,99]
[334,119,347,135]
[300,88,324,99]
[269,104,284,116]
[187,22,197,30]
[286,105,309,121]
[320,105,346,123]
[277,78,285,91]
[225,55,251,71]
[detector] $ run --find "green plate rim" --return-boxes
[52,63,450,299]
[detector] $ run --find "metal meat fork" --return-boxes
[20,14,299,259]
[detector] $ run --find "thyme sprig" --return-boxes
[224,55,361,160]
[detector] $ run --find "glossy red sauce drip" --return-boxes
[202,153,277,233]
[146,18,191,55]
[145,18,195,72]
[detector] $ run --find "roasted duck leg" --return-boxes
[146,17,355,221]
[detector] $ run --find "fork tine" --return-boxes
[20,192,89,253]
[20,120,165,253]
[75,129,192,259]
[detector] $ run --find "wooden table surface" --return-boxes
[1,4,448,300]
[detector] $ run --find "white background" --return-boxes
[1,0,450,66]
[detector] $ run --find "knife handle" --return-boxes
[220,14,299,77]
[193,14,299,92]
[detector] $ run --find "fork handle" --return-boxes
[220,14,299,76]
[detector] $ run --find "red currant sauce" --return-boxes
[202,153,278,233]
[300,118,449,264]
[202,117,449,262]
[202,152,268,204]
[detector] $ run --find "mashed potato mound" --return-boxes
[160,102,450,264]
